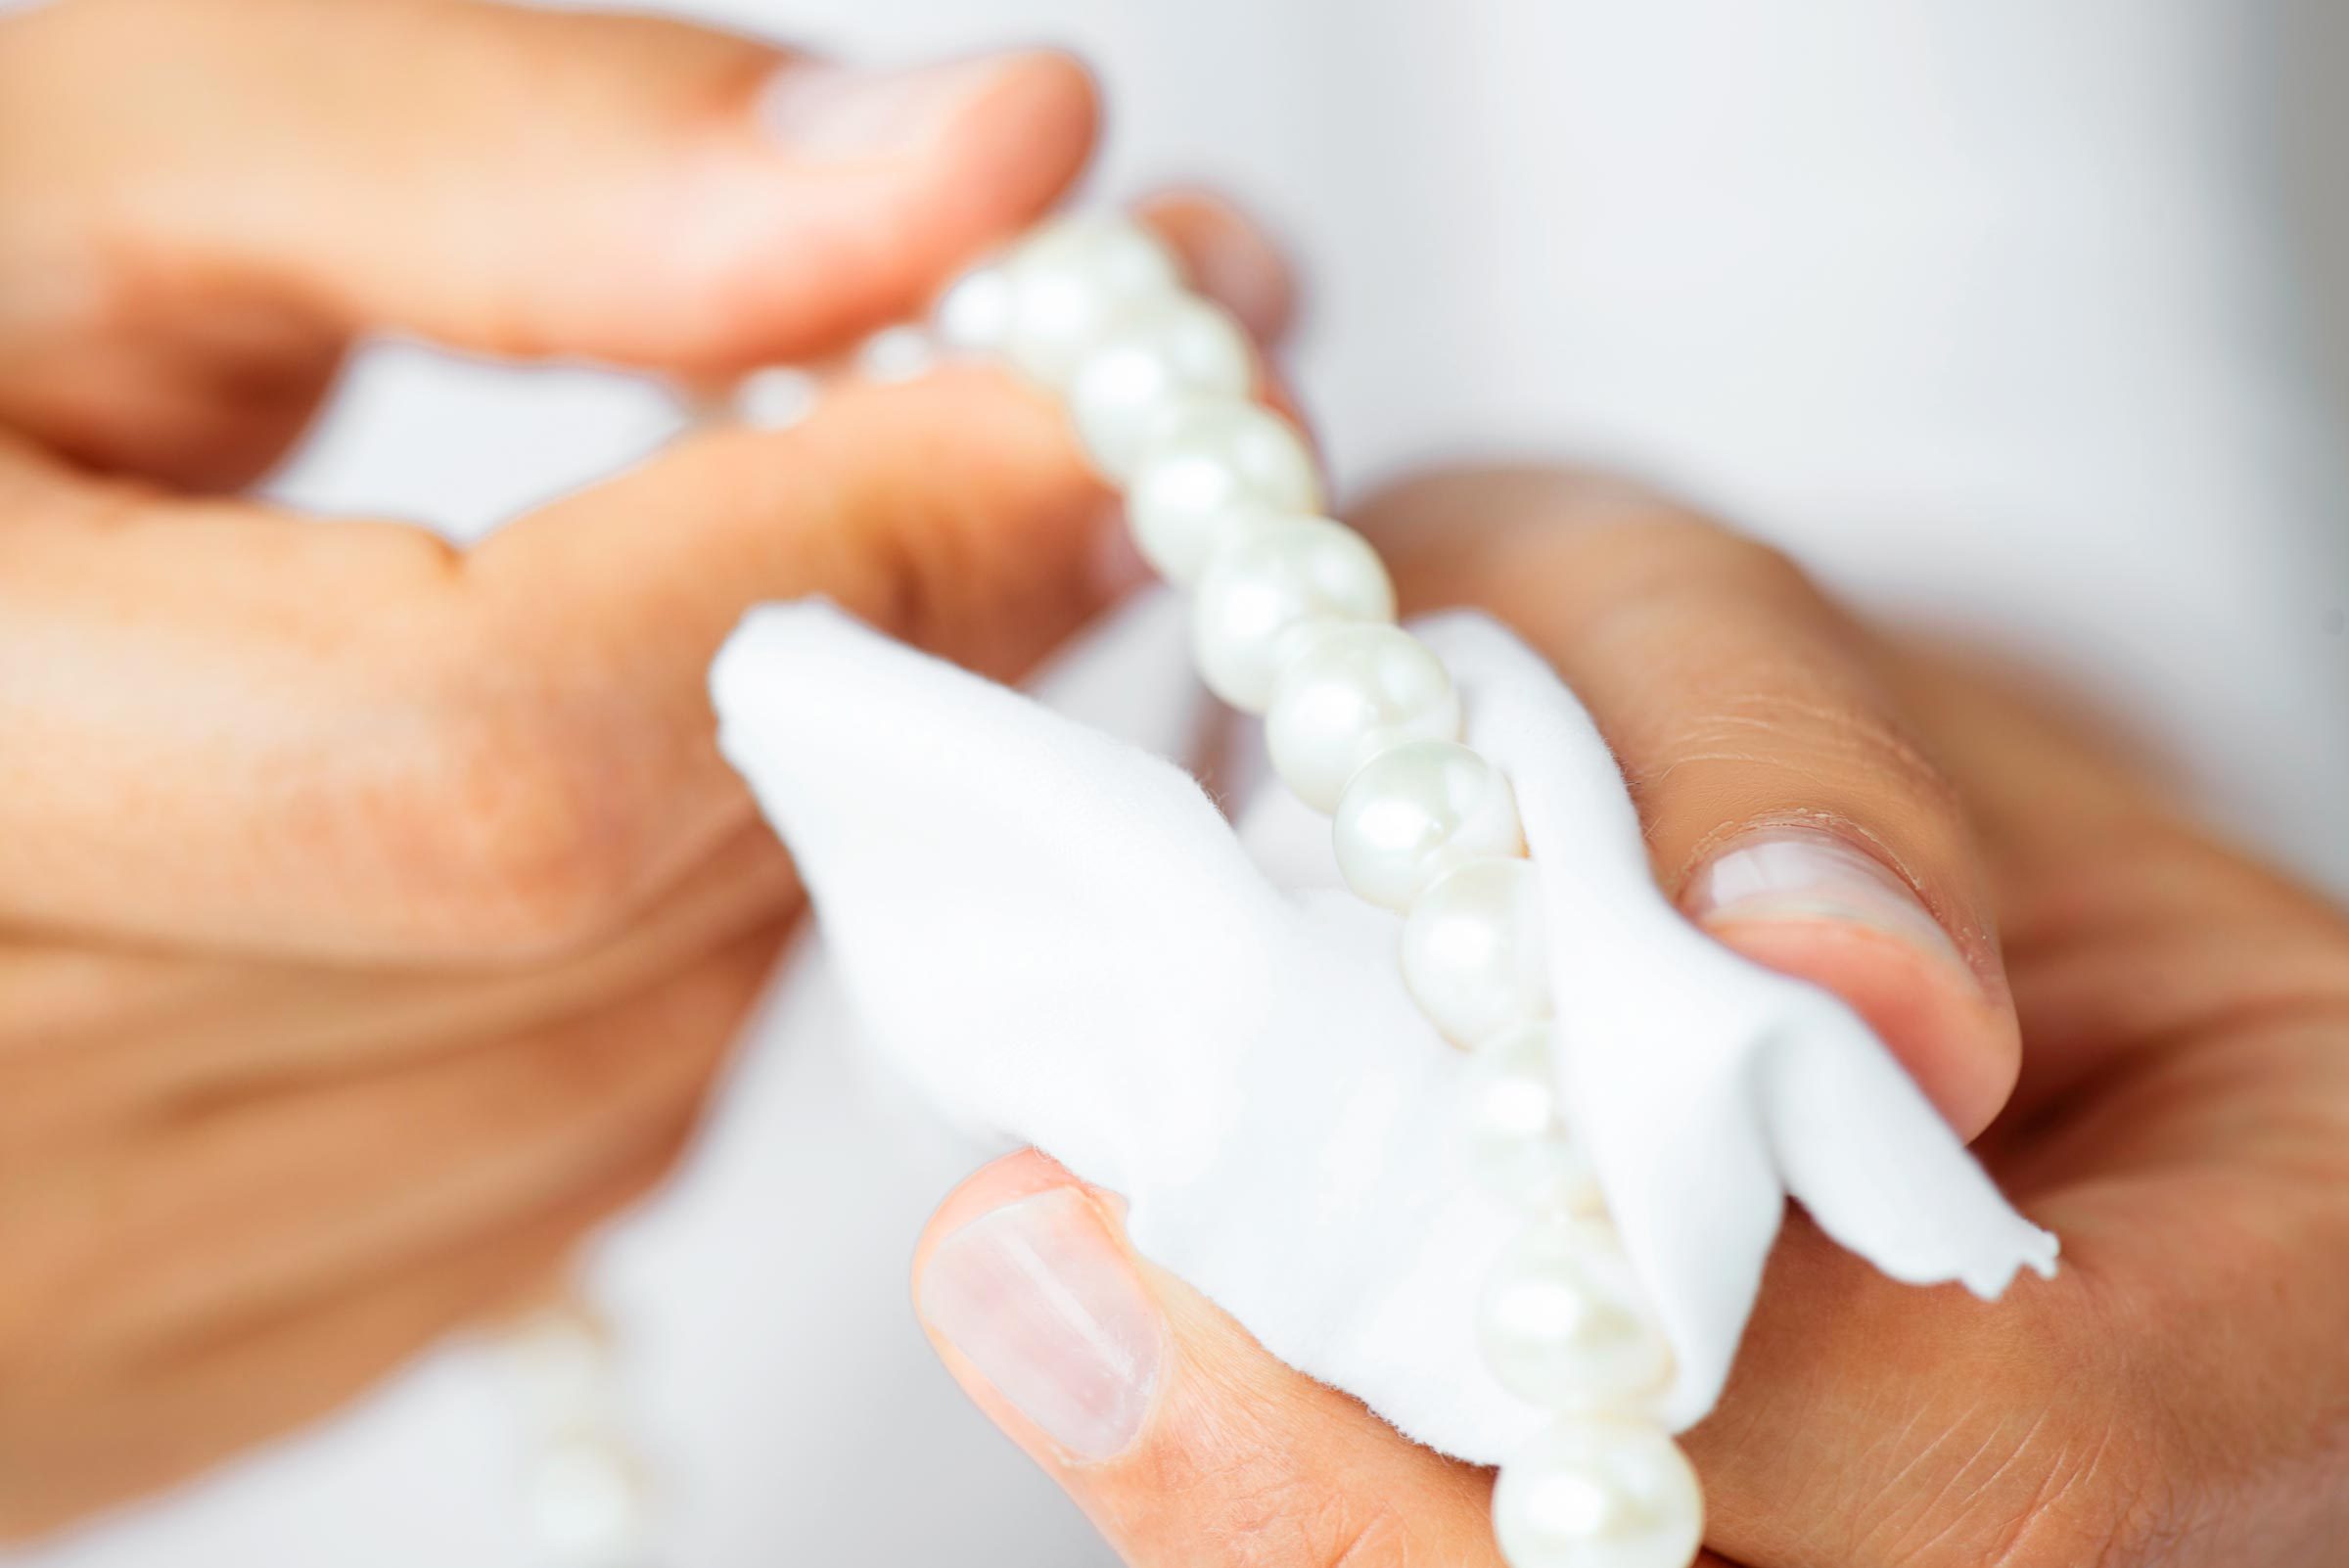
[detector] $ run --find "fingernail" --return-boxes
[1088,508,1155,601]
[918,1187,1161,1461]
[759,56,1018,161]
[1686,826,1965,969]
[1180,206,1293,343]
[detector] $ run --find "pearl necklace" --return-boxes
[933,214,1705,1568]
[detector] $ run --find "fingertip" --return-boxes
[918,47,1101,230]
[911,1153,1165,1467]
[1134,188,1299,346]
[619,47,1102,367]
[912,1149,1095,1278]
[1703,917,2021,1138]
[1684,824,2018,1137]
[1003,46,1103,165]
[749,45,1096,175]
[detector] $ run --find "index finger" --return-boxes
[0,0,1096,369]
[1358,467,2019,1139]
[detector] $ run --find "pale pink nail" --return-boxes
[759,57,1021,161]
[1088,509,1155,602]
[1687,826,1966,970]
[919,1188,1161,1461]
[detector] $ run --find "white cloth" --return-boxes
[709,593,2056,1455]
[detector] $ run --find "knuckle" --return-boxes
[1660,678,1962,818]
[1909,1422,2175,1568]
[1143,1408,1435,1568]
[1852,1353,2188,1568]
[1313,1499,1429,1568]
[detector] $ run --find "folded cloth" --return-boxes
[709,594,2056,1461]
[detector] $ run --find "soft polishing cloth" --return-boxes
[709,594,2055,1461]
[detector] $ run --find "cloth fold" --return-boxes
[710,595,2055,1460]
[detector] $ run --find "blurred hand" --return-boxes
[912,470,2349,1567]
[0,0,1293,1534]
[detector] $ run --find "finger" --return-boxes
[1681,861,2349,1565]
[1685,977,2349,1568]
[0,199,1293,960]
[1358,469,2018,1138]
[1132,189,1299,346]
[0,0,1096,484]
[1879,646,2349,1122]
[913,1152,1505,1568]
[0,921,781,1368]
[1664,657,2349,1566]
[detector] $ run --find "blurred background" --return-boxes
[2279,0,2349,417]
[23,1,2347,1565]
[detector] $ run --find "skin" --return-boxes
[915,472,2349,1567]
[0,0,1299,1536]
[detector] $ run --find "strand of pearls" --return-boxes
[935,214,1704,1568]
[505,1294,657,1568]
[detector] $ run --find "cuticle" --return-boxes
[1676,810,2006,997]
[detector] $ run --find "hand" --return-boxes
[0,0,1292,1534]
[910,469,2349,1566]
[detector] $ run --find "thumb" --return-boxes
[0,201,1290,961]
[0,0,1094,370]
[912,1152,1509,1568]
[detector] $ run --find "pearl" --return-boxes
[1192,516,1396,711]
[1069,295,1255,479]
[855,323,936,384]
[1478,1218,1673,1410]
[530,1437,653,1567]
[1400,856,1551,1045]
[1332,740,1525,910]
[1125,398,1323,582]
[1267,623,1462,811]
[1457,1022,1603,1215]
[998,215,1185,387]
[1492,1418,1703,1568]
[733,366,821,431]
[934,262,1016,354]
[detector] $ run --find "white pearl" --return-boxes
[1191,516,1396,711]
[530,1437,654,1567]
[1492,1418,1703,1568]
[1457,1022,1603,1215]
[1332,740,1525,910]
[1400,856,1551,1045]
[1125,398,1323,582]
[998,215,1184,387]
[933,261,1016,354]
[1069,295,1254,480]
[855,323,936,384]
[733,366,821,431]
[1267,623,1462,812]
[1478,1218,1673,1410]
